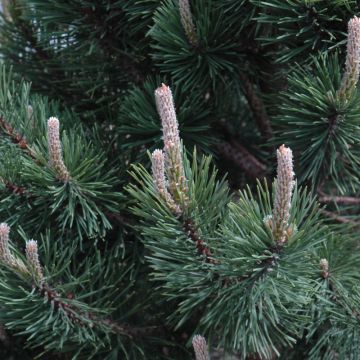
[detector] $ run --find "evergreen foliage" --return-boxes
[0,66,123,241]
[254,0,357,64]
[149,0,250,91]
[0,228,156,359]
[127,87,328,359]
[274,53,360,193]
[0,0,359,359]
[119,76,214,161]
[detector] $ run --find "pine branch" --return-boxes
[225,147,295,282]
[216,141,267,179]
[40,285,91,327]
[130,125,323,357]
[318,193,360,205]
[182,217,218,265]
[255,1,351,64]
[102,209,135,227]
[224,243,284,287]
[0,116,36,159]
[104,321,166,339]
[307,244,360,357]
[3,180,27,196]
[274,52,360,192]
[239,73,272,139]
[320,209,360,225]
[39,283,166,340]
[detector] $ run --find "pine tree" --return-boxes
[0,1,359,359]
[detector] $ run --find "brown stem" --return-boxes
[41,286,90,326]
[104,321,166,338]
[216,141,267,179]
[238,73,272,139]
[0,116,37,159]
[4,180,28,196]
[319,194,360,205]
[320,209,360,225]
[183,218,218,264]
[40,285,157,339]
[103,209,135,227]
